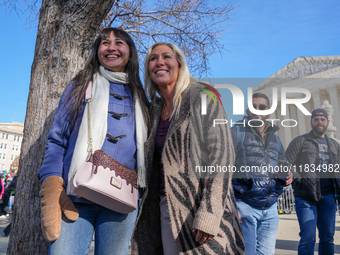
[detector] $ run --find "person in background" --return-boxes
[38,27,150,255]
[132,42,244,255]
[286,108,340,255]
[0,176,4,216]
[3,175,17,237]
[231,92,292,255]
[1,174,13,217]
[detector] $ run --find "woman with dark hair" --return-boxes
[38,27,150,255]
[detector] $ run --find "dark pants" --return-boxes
[4,223,11,236]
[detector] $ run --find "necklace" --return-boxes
[163,105,172,116]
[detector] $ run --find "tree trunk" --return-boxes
[7,0,114,253]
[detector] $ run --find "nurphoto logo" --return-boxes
[199,84,223,115]
[200,84,312,128]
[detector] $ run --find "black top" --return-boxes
[155,117,171,196]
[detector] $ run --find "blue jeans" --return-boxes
[236,199,279,255]
[49,202,138,255]
[295,194,337,255]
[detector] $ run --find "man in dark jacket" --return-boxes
[286,108,340,255]
[231,93,292,255]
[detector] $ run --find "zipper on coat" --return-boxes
[251,127,272,209]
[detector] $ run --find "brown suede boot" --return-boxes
[39,176,79,242]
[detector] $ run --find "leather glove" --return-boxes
[39,176,79,242]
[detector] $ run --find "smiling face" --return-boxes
[98,32,130,72]
[148,45,180,89]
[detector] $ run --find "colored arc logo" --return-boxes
[199,84,223,106]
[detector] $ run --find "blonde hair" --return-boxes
[144,42,191,119]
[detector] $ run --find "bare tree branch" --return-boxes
[1,0,41,25]
[103,0,235,77]
[3,0,234,76]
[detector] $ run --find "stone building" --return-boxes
[0,122,24,172]
[254,56,340,148]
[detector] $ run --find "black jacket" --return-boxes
[231,117,286,210]
[2,176,17,207]
[286,131,340,204]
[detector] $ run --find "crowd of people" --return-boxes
[5,26,338,255]
[0,172,16,237]
[232,94,339,255]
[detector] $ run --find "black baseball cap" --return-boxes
[311,108,328,120]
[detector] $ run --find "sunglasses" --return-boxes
[253,104,268,110]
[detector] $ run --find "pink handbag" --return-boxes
[73,150,138,214]
[73,82,138,214]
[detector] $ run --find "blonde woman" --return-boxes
[131,43,244,255]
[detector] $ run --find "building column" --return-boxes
[270,100,286,147]
[328,86,340,139]
[282,106,293,148]
[270,103,277,120]
[297,101,307,135]
[312,90,321,109]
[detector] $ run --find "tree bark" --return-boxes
[7,0,114,253]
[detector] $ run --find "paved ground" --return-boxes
[275,213,340,255]
[0,215,10,255]
[0,213,340,254]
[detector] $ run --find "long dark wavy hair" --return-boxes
[64,27,150,131]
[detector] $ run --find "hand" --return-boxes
[285,171,293,186]
[40,176,79,242]
[238,212,242,224]
[193,229,214,244]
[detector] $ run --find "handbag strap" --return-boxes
[85,81,93,154]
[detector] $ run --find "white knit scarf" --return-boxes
[67,66,147,196]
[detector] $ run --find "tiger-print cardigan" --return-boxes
[131,81,245,255]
